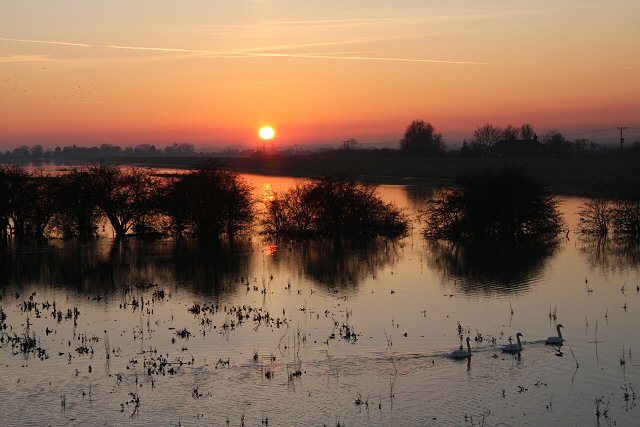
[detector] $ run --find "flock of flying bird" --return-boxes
[450,324,564,359]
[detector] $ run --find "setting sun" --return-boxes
[259,126,276,140]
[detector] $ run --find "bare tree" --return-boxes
[519,124,535,141]
[577,199,612,237]
[88,164,157,238]
[472,124,502,147]
[501,125,519,142]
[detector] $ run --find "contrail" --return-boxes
[0,37,92,48]
[0,36,489,65]
[235,52,488,65]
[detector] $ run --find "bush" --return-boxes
[421,167,563,241]
[262,176,407,238]
[576,198,640,241]
[576,199,612,237]
[161,161,254,238]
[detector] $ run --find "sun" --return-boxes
[259,126,275,140]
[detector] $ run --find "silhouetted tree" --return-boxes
[519,124,535,141]
[161,161,254,239]
[472,124,502,147]
[467,124,502,155]
[611,199,640,240]
[399,120,444,156]
[501,125,519,142]
[577,197,640,241]
[422,167,563,241]
[543,129,569,155]
[263,176,408,238]
[0,165,30,238]
[88,164,157,238]
[262,183,316,236]
[22,173,57,238]
[50,169,101,238]
[577,199,612,237]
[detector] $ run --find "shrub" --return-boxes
[161,161,254,238]
[421,167,563,241]
[262,176,407,238]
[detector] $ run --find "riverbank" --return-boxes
[97,153,640,199]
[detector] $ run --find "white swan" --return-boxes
[502,332,523,353]
[451,337,472,359]
[545,324,564,345]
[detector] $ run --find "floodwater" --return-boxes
[0,173,638,426]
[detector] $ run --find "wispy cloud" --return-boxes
[0,54,52,63]
[233,52,488,65]
[0,37,91,48]
[0,36,489,65]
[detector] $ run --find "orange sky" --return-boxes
[1,1,639,148]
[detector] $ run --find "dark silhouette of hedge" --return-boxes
[422,167,564,241]
[0,162,254,241]
[262,176,408,238]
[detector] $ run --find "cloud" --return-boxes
[232,52,488,65]
[0,36,489,65]
[0,54,51,63]
[0,37,91,48]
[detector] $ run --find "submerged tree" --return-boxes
[88,164,158,238]
[0,165,57,239]
[422,167,564,241]
[576,197,640,241]
[577,199,612,237]
[611,200,640,240]
[161,161,254,238]
[50,169,102,238]
[262,176,408,238]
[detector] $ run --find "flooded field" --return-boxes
[0,174,638,426]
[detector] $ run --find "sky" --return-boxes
[1,0,639,148]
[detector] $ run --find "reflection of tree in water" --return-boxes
[0,238,252,297]
[425,239,558,295]
[271,238,401,290]
[578,238,640,275]
[404,183,437,209]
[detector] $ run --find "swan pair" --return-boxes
[499,324,565,353]
[451,325,565,358]
[450,334,523,357]
[501,325,564,353]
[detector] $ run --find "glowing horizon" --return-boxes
[1,1,639,147]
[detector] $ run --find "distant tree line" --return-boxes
[4,121,639,162]
[0,143,201,161]
[0,162,254,241]
[398,120,640,158]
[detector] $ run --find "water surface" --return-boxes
[0,174,638,426]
